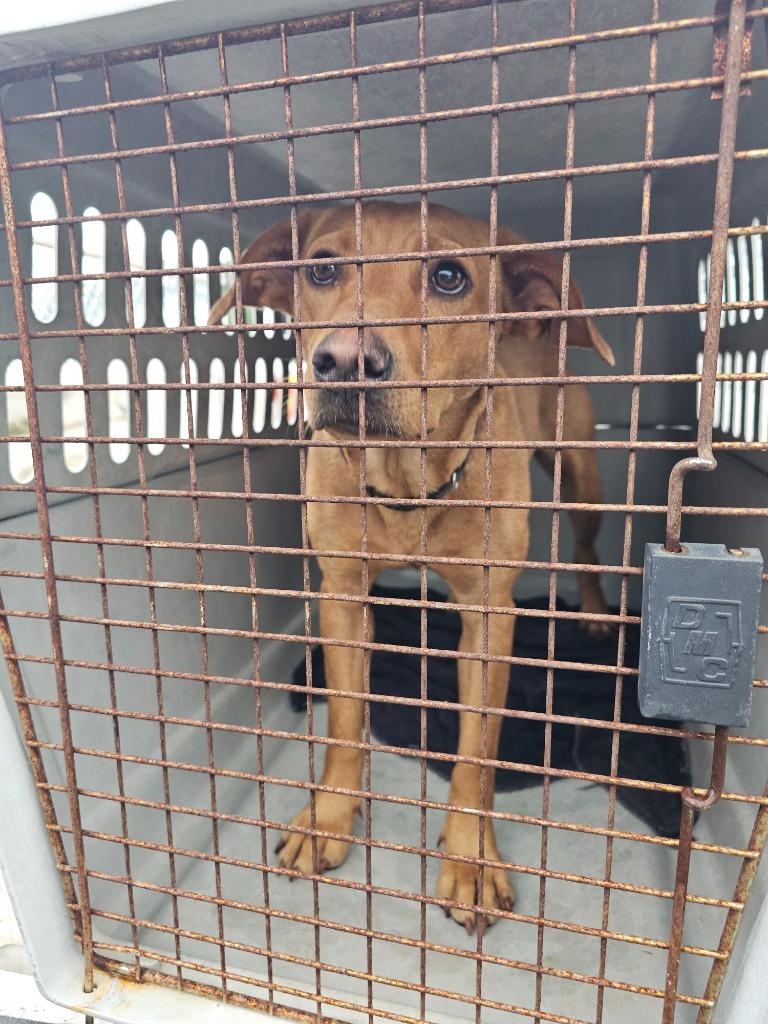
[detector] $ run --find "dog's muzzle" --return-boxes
[311,328,396,435]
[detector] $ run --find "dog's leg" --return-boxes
[435,573,517,933]
[278,570,368,874]
[536,445,611,633]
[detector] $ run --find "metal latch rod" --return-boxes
[665,0,748,556]
[660,2,748,1020]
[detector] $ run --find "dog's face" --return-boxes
[208,202,613,438]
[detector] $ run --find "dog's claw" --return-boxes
[464,917,475,936]
[274,837,286,855]
[501,896,513,913]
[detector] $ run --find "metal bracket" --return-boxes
[712,0,754,98]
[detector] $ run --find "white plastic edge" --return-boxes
[716,892,768,1024]
[0,0,388,73]
[0,693,273,1024]
[0,695,86,1003]
[1,1,164,36]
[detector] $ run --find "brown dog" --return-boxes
[209,201,614,932]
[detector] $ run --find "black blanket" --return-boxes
[291,585,691,837]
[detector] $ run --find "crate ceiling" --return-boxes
[0,0,742,240]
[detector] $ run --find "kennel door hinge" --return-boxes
[638,543,763,726]
[712,0,755,98]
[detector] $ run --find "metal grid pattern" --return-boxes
[0,2,766,1023]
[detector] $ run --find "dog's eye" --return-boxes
[431,261,468,296]
[308,258,338,286]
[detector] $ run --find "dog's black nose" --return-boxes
[312,329,393,383]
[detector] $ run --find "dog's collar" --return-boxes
[364,447,473,512]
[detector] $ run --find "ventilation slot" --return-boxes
[232,358,249,438]
[713,353,723,429]
[705,350,765,442]
[700,220,768,328]
[731,351,744,439]
[697,259,707,333]
[107,358,131,464]
[696,352,704,417]
[126,219,147,328]
[287,358,298,426]
[281,312,293,341]
[263,306,276,340]
[180,359,199,447]
[81,208,106,327]
[704,255,726,330]
[193,239,211,327]
[219,248,235,336]
[271,358,284,430]
[725,239,737,328]
[5,360,33,483]
[253,358,267,434]
[208,358,226,440]
[753,219,765,322]
[162,230,182,329]
[146,357,166,456]
[744,350,757,444]
[30,192,58,324]
[737,235,751,325]
[720,352,733,435]
[60,358,87,473]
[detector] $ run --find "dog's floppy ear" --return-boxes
[499,232,615,366]
[207,213,312,326]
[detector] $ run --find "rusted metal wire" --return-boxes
[595,6,660,1018]
[46,816,745,911]
[3,483,768,520]
[697,783,768,1021]
[3,296,768,340]
[64,863,727,962]
[3,4,768,91]
[0,93,96,994]
[665,0,748,554]
[663,726,730,1024]
[12,676,768,755]
[37,781,757,863]
[217,29,277,1007]
[0,0,766,1022]
[82,908,714,1010]
[658,7,751,1022]
[99,51,184,984]
[14,85,768,176]
[26,734,766,816]
[0,589,81,930]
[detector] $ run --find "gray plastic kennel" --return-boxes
[0,2,766,1023]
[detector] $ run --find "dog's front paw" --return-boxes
[435,814,515,934]
[578,581,616,636]
[580,616,616,637]
[435,859,514,935]
[276,792,361,875]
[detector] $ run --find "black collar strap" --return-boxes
[365,448,473,511]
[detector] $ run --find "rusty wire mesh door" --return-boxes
[0,1,767,1023]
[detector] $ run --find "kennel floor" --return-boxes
[75,676,736,1024]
